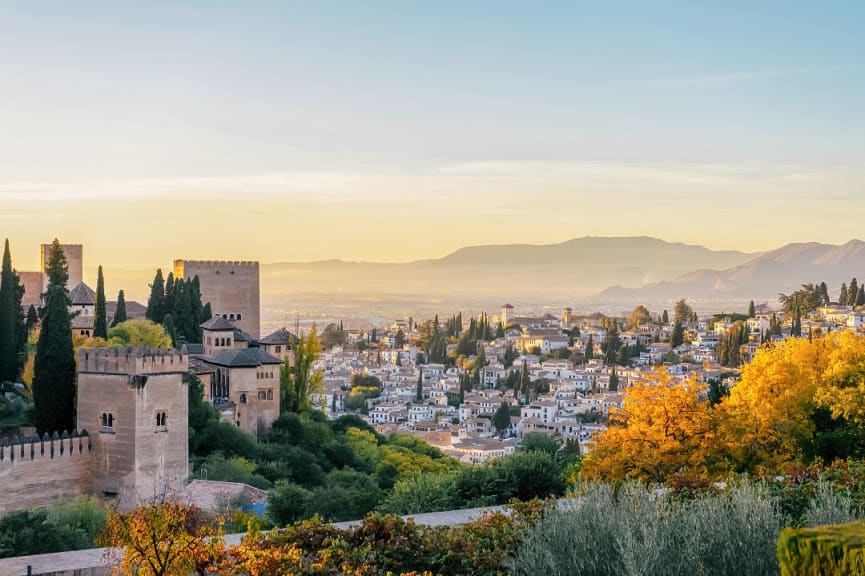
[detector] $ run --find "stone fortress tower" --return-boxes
[0,346,189,514]
[78,347,189,509]
[174,260,260,339]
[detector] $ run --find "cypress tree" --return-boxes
[747,300,756,318]
[839,283,848,306]
[163,313,178,347]
[671,320,684,347]
[520,360,530,403]
[0,240,18,382]
[609,366,619,392]
[163,272,176,322]
[857,285,865,307]
[820,282,830,305]
[32,286,76,435]
[416,368,423,402]
[93,265,107,340]
[25,304,38,333]
[146,269,165,323]
[849,279,859,306]
[584,335,594,362]
[661,310,669,324]
[44,239,69,294]
[111,290,127,327]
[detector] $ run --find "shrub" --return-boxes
[511,481,785,576]
[777,521,865,576]
[378,473,458,515]
[268,480,311,527]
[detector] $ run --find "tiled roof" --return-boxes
[204,347,282,368]
[201,317,237,331]
[69,283,96,306]
[259,328,297,345]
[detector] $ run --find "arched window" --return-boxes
[237,314,242,320]
[101,412,114,432]
[239,393,247,404]
[230,314,235,320]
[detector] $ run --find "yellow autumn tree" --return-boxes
[813,330,865,426]
[582,370,718,484]
[100,500,222,576]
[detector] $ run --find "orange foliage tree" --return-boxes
[582,370,718,484]
[100,500,222,576]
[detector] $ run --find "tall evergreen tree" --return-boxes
[857,285,865,307]
[163,272,176,322]
[0,240,18,382]
[163,313,178,347]
[25,304,38,333]
[520,360,530,403]
[145,269,165,323]
[111,290,127,327]
[747,300,756,318]
[44,239,69,294]
[849,278,859,306]
[584,335,594,362]
[416,368,423,403]
[93,265,107,340]
[32,286,76,434]
[839,283,849,306]
[608,366,619,392]
[671,320,684,347]
[661,309,669,324]
[819,282,830,305]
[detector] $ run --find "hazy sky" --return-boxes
[1,1,863,271]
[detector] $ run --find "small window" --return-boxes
[267,389,273,400]
[239,393,247,404]
[101,412,114,433]
[237,314,242,320]
[155,412,167,428]
[230,314,235,320]
[275,345,281,353]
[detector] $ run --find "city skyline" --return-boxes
[1,2,863,269]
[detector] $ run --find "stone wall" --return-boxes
[174,260,260,338]
[0,432,93,515]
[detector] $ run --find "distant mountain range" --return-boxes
[260,237,757,299]
[102,237,865,313]
[596,240,865,306]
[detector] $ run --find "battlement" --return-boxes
[0,430,92,466]
[174,260,259,273]
[78,346,188,375]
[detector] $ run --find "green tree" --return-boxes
[493,402,511,437]
[25,304,38,333]
[628,305,652,328]
[608,366,619,391]
[671,320,684,347]
[0,240,18,382]
[107,319,172,348]
[111,290,127,327]
[839,283,848,306]
[416,368,423,402]
[268,480,311,526]
[674,299,693,324]
[93,265,107,340]
[162,313,178,347]
[32,286,76,434]
[661,309,669,324]
[145,269,165,323]
[44,239,69,295]
[748,300,756,318]
[281,325,323,413]
[849,278,859,306]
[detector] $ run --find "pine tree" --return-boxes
[839,283,849,306]
[849,279,859,306]
[820,282,830,305]
[32,286,76,434]
[747,300,756,318]
[416,368,423,402]
[93,265,108,340]
[0,240,18,382]
[112,290,127,327]
[146,269,165,323]
[661,310,669,324]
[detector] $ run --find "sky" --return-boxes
[0,1,863,271]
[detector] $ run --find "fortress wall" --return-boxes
[0,433,93,515]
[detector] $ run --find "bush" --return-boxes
[268,480,311,526]
[197,454,272,489]
[512,482,785,576]
[777,521,865,576]
[378,473,458,515]
[0,496,107,558]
